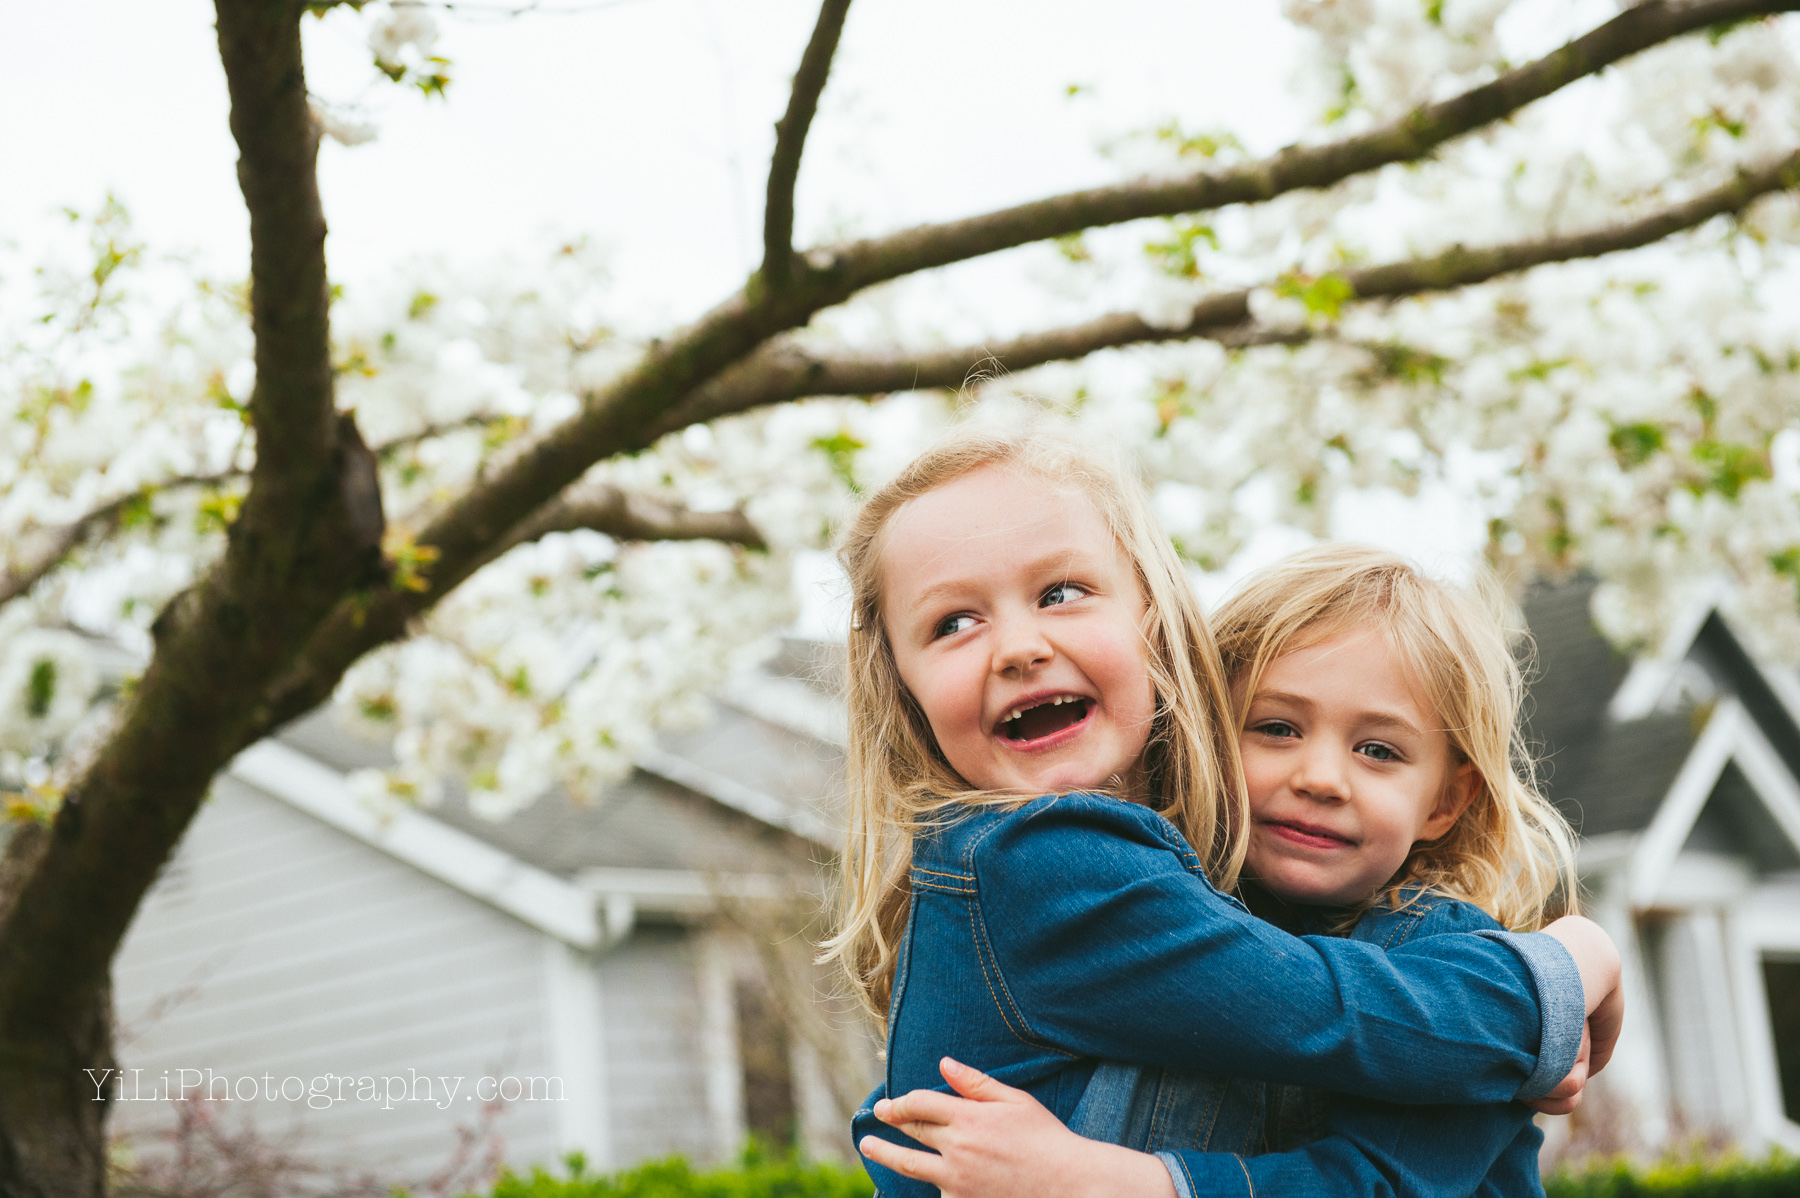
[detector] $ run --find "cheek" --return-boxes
[898,650,985,741]
[1239,748,1282,813]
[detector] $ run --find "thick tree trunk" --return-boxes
[0,988,112,1198]
[0,825,113,1198]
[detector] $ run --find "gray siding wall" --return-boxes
[111,777,564,1183]
[598,926,719,1164]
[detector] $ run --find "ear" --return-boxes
[1419,759,1478,842]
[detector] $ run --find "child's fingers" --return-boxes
[938,1056,1035,1105]
[874,1088,970,1130]
[1587,986,1623,1074]
[860,1135,949,1186]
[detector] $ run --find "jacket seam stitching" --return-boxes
[1174,1154,1200,1198]
[1233,1154,1255,1198]
[965,881,1063,1053]
[960,808,1067,1055]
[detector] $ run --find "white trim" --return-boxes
[1629,700,1741,907]
[696,930,746,1162]
[1576,830,1639,874]
[229,740,601,949]
[1726,893,1800,1152]
[1610,585,1726,722]
[1761,663,1800,734]
[1729,717,1800,855]
[573,866,787,920]
[720,671,847,748]
[541,939,611,1166]
[637,747,836,847]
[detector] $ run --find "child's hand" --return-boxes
[1535,915,1625,1112]
[860,1058,1175,1198]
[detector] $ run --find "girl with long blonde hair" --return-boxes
[823,425,1618,1198]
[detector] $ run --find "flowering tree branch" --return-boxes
[371,0,1800,632]
[244,145,1800,749]
[762,0,853,288]
[494,481,766,556]
[0,415,516,611]
[0,474,237,609]
[668,147,1800,417]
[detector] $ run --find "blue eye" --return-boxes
[1253,720,1299,739]
[934,614,977,639]
[1358,742,1401,762]
[1041,583,1085,607]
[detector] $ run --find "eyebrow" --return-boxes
[1250,690,1427,737]
[903,548,1101,614]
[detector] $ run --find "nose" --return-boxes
[991,609,1053,679]
[1290,741,1349,804]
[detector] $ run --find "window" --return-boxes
[1764,953,1800,1124]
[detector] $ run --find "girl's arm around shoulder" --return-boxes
[867,1058,1541,1198]
[966,796,1588,1104]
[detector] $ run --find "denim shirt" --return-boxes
[852,795,1583,1198]
[1070,892,1547,1198]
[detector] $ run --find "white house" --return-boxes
[1521,580,1800,1153]
[109,638,875,1184]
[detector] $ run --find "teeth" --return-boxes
[1009,709,1022,721]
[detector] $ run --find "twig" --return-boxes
[496,479,765,555]
[762,0,853,287]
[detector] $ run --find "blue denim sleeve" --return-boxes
[852,1081,917,1198]
[1371,897,1585,1100]
[1472,930,1583,1100]
[972,797,1571,1104]
[1160,1098,1539,1198]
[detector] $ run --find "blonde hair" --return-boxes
[820,425,1245,1025]
[1212,543,1578,931]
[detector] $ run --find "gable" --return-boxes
[1624,699,1800,906]
[1520,579,1800,895]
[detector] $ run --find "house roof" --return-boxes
[1520,577,1800,865]
[266,639,847,893]
[1519,578,1643,835]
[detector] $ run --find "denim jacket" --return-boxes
[852,795,1583,1198]
[1069,892,1546,1198]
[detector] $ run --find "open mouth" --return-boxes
[997,695,1092,743]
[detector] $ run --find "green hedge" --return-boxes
[479,1147,875,1198]
[474,1147,1800,1198]
[1544,1152,1800,1198]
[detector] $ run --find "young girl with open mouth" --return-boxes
[862,542,1587,1197]
[822,427,1621,1198]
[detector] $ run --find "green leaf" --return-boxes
[25,659,56,720]
[1690,437,1771,500]
[1145,219,1218,280]
[1053,232,1092,263]
[811,429,866,492]
[195,488,243,534]
[1608,422,1665,468]
[1275,272,1355,320]
[1362,342,1450,386]
[1153,121,1243,160]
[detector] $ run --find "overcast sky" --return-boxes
[2,0,1306,318]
